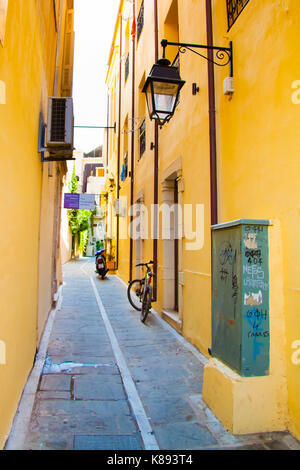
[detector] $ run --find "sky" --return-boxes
[73,0,120,154]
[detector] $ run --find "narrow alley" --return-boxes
[2,0,300,457]
[6,260,300,451]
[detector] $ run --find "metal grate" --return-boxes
[74,435,142,450]
[137,0,144,42]
[50,98,66,142]
[226,0,250,30]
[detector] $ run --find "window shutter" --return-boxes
[0,0,8,47]
[61,8,75,96]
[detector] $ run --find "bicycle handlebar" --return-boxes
[135,260,154,268]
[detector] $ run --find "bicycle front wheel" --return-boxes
[127,279,144,311]
[140,286,152,323]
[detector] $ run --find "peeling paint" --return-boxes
[244,233,258,249]
[244,290,263,306]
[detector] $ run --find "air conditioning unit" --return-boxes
[46,97,74,148]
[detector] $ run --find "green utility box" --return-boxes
[211,219,270,377]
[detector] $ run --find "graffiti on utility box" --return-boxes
[212,220,270,377]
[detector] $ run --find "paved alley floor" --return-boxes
[7,259,300,451]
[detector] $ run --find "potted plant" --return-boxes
[105,238,116,270]
[106,252,116,271]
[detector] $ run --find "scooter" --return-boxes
[95,249,109,279]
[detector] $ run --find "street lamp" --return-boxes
[143,39,233,127]
[142,56,185,127]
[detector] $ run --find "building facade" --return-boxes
[105,0,300,440]
[0,0,74,447]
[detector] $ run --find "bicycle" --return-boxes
[127,261,154,323]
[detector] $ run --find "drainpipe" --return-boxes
[106,93,110,170]
[116,14,123,270]
[129,0,136,282]
[206,0,217,357]
[206,0,218,226]
[152,0,159,300]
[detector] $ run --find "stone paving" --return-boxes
[10,259,300,450]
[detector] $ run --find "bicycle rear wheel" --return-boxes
[127,279,144,311]
[140,286,152,323]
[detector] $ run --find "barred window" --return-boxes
[137,0,144,42]
[139,119,146,159]
[226,0,250,30]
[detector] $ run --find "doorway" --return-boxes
[162,177,181,314]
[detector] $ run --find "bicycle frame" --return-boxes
[145,270,153,286]
[127,261,155,318]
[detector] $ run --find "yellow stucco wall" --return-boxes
[0,0,73,448]
[106,0,213,361]
[106,0,300,440]
[212,0,300,439]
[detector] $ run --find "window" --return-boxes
[97,168,105,178]
[164,0,179,63]
[137,0,144,42]
[139,119,146,159]
[62,8,75,96]
[121,152,128,181]
[226,0,250,30]
[122,115,129,180]
[124,20,130,84]
[0,0,8,46]
[125,53,130,83]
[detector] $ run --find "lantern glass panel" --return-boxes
[152,81,179,115]
[146,85,154,117]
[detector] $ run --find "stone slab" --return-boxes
[36,391,71,400]
[154,422,217,450]
[142,397,197,425]
[39,374,71,391]
[29,400,137,435]
[73,375,125,401]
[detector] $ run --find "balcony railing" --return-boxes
[226,0,250,30]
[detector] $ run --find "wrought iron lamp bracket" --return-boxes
[161,39,233,77]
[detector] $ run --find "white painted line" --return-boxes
[79,259,91,276]
[89,276,159,451]
[115,275,209,367]
[5,287,63,450]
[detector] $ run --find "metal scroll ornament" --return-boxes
[178,45,232,68]
[161,39,233,76]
